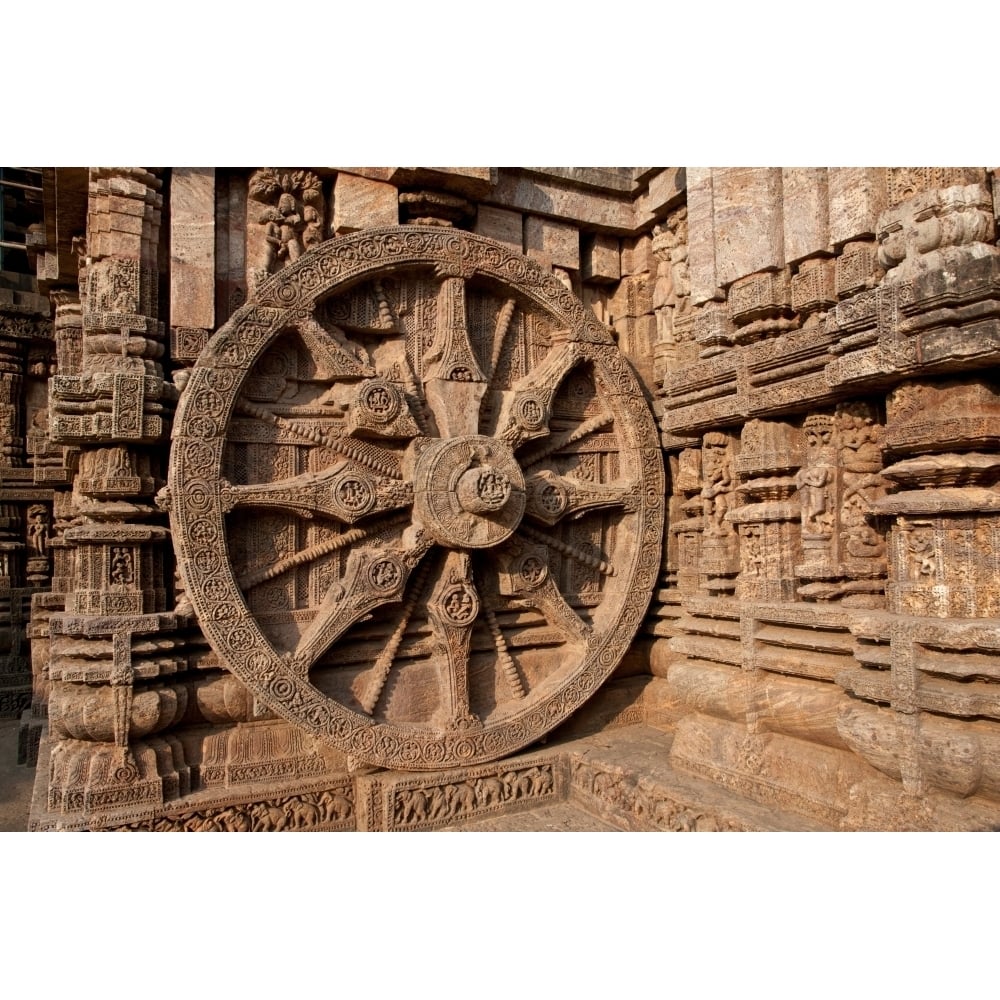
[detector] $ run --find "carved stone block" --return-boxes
[885,167,984,208]
[692,300,733,354]
[170,326,208,362]
[877,183,997,284]
[885,377,1000,454]
[829,168,887,245]
[728,270,790,323]
[835,241,878,298]
[791,260,835,313]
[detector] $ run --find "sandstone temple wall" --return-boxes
[3,166,998,830]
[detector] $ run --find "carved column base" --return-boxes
[37,735,191,827]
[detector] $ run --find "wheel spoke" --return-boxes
[288,528,433,674]
[494,337,585,449]
[238,513,410,591]
[294,311,375,379]
[342,377,422,440]
[234,399,403,478]
[484,605,526,699]
[356,556,436,715]
[422,273,487,438]
[518,522,615,577]
[496,541,591,643]
[426,550,482,731]
[519,411,614,470]
[488,297,517,382]
[525,469,637,526]
[221,464,413,523]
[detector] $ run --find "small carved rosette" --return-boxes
[169,227,664,770]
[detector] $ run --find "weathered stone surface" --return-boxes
[524,215,580,270]
[712,168,784,287]
[782,167,829,265]
[169,168,214,330]
[332,172,397,234]
[582,233,621,284]
[473,205,522,249]
[490,172,635,232]
[686,168,720,305]
[829,167,887,245]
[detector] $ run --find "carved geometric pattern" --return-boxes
[169,227,664,771]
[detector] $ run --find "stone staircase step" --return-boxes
[561,725,828,831]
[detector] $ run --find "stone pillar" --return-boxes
[839,376,1000,799]
[41,168,189,827]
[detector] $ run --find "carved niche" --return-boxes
[168,227,664,771]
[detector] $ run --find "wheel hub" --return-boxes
[413,435,525,549]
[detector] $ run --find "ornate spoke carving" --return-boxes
[234,399,402,478]
[237,514,409,590]
[496,542,592,643]
[520,411,614,470]
[524,469,638,526]
[426,551,481,731]
[423,274,486,438]
[356,556,435,715]
[289,529,433,674]
[494,338,585,449]
[518,522,616,577]
[221,463,413,523]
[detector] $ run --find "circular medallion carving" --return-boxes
[358,379,401,423]
[169,227,663,771]
[440,584,479,626]
[335,475,375,516]
[367,557,403,593]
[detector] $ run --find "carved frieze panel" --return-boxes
[169,227,663,771]
[386,755,558,830]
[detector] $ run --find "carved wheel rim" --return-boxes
[169,227,664,771]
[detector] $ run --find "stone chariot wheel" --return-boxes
[169,227,663,771]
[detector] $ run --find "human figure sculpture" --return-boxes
[795,416,836,537]
[700,433,734,537]
[26,504,48,557]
